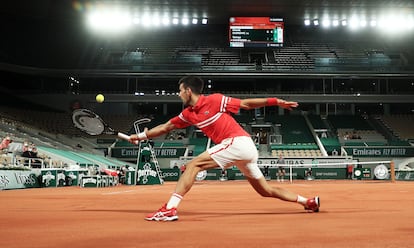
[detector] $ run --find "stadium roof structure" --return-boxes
[1,1,414,75]
[1,0,413,25]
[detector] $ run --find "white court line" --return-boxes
[101,185,167,195]
[101,190,137,195]
[286,183,312,187]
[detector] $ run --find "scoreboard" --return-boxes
[229,17,284,48]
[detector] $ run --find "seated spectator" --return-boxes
[22,141,30,153]
[21,143,32,158]
[31,143,38,156]
[177,131,186,140]
[21,143,42,168]
[351,131,361,139]
[343,132,350,140]
[0,136,12,151]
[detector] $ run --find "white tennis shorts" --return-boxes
[207,136,263,179]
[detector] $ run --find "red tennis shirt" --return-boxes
[170,93,250,144]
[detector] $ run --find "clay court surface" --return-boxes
[1,180,413,248]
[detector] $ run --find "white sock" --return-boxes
[296,195,307,205]
[166,193,183,209]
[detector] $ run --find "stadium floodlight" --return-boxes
[86,10,132,32]
[132,17,140,25]
[152,16,161,26]
[86,7,208,29]
[322,19,330,27]
[162,17,170,26]
[182,18,189,25]
[359,20,367,27]
[408,19,414,29]
[349,18,359,29]
[141,15,151,26]
[299,13,413,32]
[378,18,387,28]
[395,17,408,30]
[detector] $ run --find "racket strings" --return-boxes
[73,110,105,135]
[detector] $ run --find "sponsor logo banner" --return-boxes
[345,147,414,157]
[0,170,40,189]
[161,168,180,181]
[111,147,186,158]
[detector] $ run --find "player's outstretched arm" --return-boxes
[130,120,176,142]
[240,97,298,111]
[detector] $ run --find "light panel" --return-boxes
[85,7,209,32]
[303,12,414,33]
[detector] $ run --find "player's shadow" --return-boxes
[78,209,330,217]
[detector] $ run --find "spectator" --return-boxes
[263,165,270,180]
[21,143,42,168]
[351,131,361,139]
[0,136,12,151]
[343,132,350,140]
[347,164,354,179]
[119,166,128,184]
[276,154,286,182]
[177,131,186,140]
[305,167,313,180]
[180,164,186,175]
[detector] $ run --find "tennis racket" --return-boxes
[72,109,149,143]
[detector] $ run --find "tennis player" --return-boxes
[129,76,320,221]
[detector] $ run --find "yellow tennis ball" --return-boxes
[96,94,104,103]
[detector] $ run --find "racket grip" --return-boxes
[117,132,138,145]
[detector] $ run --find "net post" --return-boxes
[390,161,395,183]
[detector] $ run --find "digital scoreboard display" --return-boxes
[229,17,284,48]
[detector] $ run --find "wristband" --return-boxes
[137,131,148,140]
[266,98,279,106]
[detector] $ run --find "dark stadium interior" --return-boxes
[1,0,414,162]
[1,0,414,69]
[1,1,413,102]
